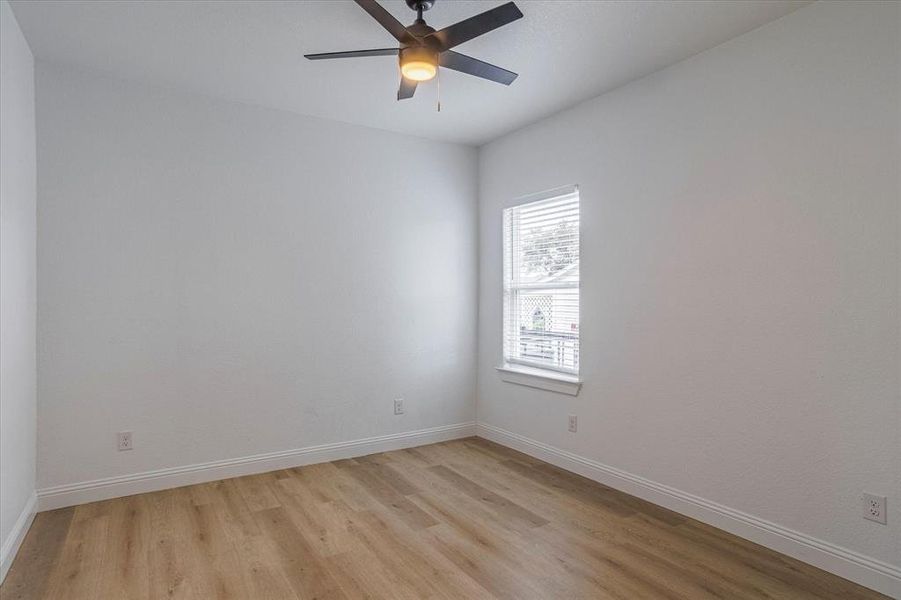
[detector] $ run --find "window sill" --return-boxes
[496,364,582,396]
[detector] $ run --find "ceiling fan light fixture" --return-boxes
[400,47,437,82]
[401,60,437,82]
[306,0,523,100]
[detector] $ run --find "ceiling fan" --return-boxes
[305,0,523,100]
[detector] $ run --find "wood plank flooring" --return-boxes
[0,438,889,599]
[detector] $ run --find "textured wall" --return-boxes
[478,1,899,570]
[0,0,36,575]
[35,63,478,489]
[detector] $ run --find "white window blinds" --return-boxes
[503,188,580,374]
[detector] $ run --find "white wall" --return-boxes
[35,63,478,492]
[0,0,37,580]
[478,0,899,585]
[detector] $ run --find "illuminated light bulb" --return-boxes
[401,60,437,81]
[399,47,438,82]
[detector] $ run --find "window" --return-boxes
[503,187,579,376]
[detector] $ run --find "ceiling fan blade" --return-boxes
[397,76,418,100]
[305,48,399,60]
[439,51,517,85]
[354,0,414,44]
[425,2,522,51]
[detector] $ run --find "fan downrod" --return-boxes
[405,0,435,23]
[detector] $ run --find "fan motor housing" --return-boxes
[405,22,436,39]
[399,46,437,67]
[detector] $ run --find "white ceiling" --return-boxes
[10,0,808,145]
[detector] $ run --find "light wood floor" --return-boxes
[0,438,888,600]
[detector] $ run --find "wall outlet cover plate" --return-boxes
[863,492,886,525]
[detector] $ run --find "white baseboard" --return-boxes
[476,422,901,599]
[37,422,476,512]
[0,491,37,585]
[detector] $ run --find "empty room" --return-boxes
[1,0,898,598]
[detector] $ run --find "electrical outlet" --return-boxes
[394,398,405,415]
[863,492,886,524]
[117,431,133,451]
[568,415,577,433]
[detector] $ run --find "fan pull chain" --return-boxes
[437,68,441,112]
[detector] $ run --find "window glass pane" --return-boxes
[503,190,579,374]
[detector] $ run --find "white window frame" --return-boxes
[498,185,581,395]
